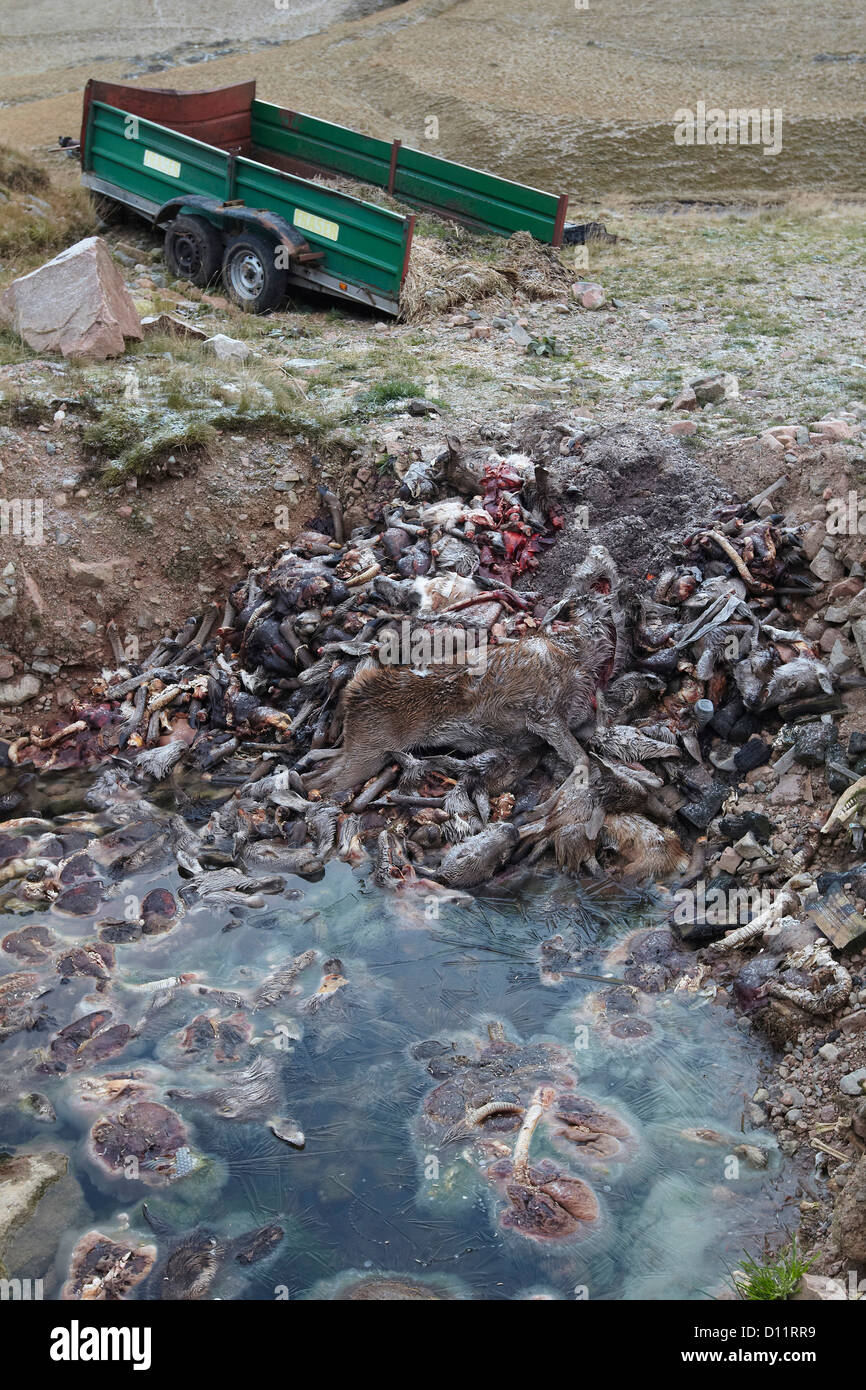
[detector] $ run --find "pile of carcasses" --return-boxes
[7,431,865,896]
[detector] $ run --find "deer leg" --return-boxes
[526,714,589,777]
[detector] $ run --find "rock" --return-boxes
[780,1085,806,1109]
[717,846,742,874]
[812,418,854,441]
[841,1010,866,1034]
[790,721,831,766]
[734,831,766,861]
[832,1151,866,1262]
[0,236,141,360]
[770,774,802,805]
[203,334,252,362]
[509,324,532,348]
[572,281,606,310]
[828,638,854,676]
[791,1273,848,1301]
[824,604,852,627]
[645,394,668,410]
[760,431,786,455]
[810,545,845,583]
[671,387,698,411]
[140,312,207,340]
[0,1150,67,1277]
[666,420,697,437]
[801,523,826,562]
[690,374,725,404]
[68,558,125,589]
[0,578,15,622]
[829,577,862,603]
[818,1042,840,1061]
[839,1068,866,1097]
[851,618,866,673]
[646,316,669,333]
[0,674,40,706]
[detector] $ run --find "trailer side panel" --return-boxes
[251,99,566,243]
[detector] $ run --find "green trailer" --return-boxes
[77,79,570,316]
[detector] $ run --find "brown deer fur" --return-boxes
[312,606,616,801]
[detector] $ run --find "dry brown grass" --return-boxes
[0,145,96,269]
[399,236,509,321]
[0,145,50,193]
[497,229,574,300]
[399,229,575,322]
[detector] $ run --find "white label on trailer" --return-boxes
[143,149,181,179]
[293,208,339,242]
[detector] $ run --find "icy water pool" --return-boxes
[0,771,796,1300]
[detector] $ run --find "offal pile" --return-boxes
[4,419,862,901]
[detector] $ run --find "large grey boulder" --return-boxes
[0,236,141,360]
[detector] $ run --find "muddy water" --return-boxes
[0,768,795,1300]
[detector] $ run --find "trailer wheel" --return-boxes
[164,215,222,287]
[221,233,288,314]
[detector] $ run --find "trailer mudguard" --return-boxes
[153,195,318,262]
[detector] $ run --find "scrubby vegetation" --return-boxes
[0,143,95,263]
[732,1238,813,1301]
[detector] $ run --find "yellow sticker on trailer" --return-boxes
[293,209,339,242]
[143,149,181,179]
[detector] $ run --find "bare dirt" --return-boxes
[0,416,315,731]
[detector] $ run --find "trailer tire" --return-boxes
[221,233,288,314]
[164,215,222,287]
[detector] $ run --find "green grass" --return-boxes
[80,350,339,481]
[732,1237,813,1301]
[355,374,424,409]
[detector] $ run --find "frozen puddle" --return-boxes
[0,775,795,1300]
